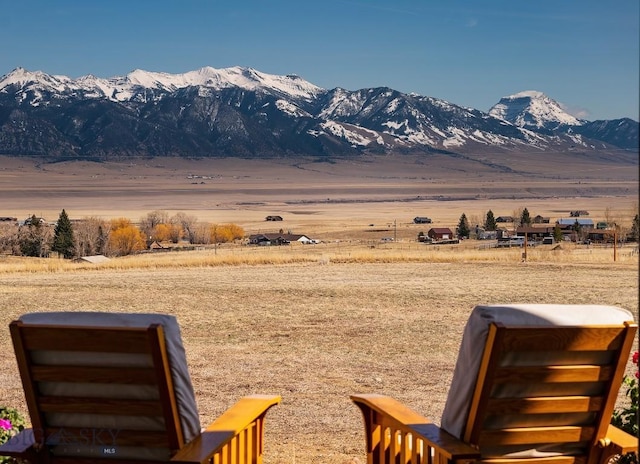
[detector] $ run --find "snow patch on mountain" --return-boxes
[443,127,467,148]
[381,120,438,145]
[319,89,367,119]
[275,99,311,118]
[316,121,382,147]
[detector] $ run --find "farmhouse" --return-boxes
[533,215,550,224]
[556,218,595,229]
[427,228,453,241]
[249,233,316,246]
[587,229,616,243]
[477,230,498,240]
[19,216,47,226]
[515,226,555,241]
[495,216,514,223]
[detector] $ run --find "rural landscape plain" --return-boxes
[0,151,638,463]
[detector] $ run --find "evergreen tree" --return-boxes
[484,210,497,231]
[52,209,75,258]
[520,207,532,226]
[457,213,470,239]
[572,219,582,233]
[553,224,563,243]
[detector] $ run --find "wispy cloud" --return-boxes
[560,102,590,120]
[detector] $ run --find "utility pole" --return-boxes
[394,219,397,243]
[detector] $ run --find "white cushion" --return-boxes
[440,304,634,441]
[18,312,201,458]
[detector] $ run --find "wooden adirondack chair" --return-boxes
[0,312,280,464]
[352,304,638,464]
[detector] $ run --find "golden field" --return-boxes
[0,153,638,463]
[0,253,637,463]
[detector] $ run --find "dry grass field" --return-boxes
[0,153,638,463]
[0,256,637,463]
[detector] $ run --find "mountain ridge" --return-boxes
[0,66,637,160]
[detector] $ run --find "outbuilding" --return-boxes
[556,218,595,229]
[249,233,315,246]
[427,228,453,241]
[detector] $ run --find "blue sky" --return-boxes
[2,0,638,121]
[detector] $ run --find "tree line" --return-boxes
[0,210,245,259]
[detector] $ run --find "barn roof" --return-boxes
[75,255,110,264]
[249,233,310,241]
[557,218,594,226]
[428,228,453,234]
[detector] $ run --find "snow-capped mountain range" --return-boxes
[3,66,323,104]
[0,66,636,160]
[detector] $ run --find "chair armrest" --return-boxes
[602,424,638,455]
[171,394,280,464]
[351,394,480,463]
[0,428,38,459]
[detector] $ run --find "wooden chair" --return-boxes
[0,312,280,464]
[351,304,638,464]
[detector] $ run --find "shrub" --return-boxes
[106,218,146,256]
[611,351,638,464]
[0,406,27,464]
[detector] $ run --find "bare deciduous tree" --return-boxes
[0,222,20,254]
[74,217,107,257]
[139,210,169,239]
[171,212,198,244]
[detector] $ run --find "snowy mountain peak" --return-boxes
[114,66,324,100]
[489,90,582,129]
[0,66,324,103]
[1,67,70,89]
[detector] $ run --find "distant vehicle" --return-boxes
[413,217,432,224]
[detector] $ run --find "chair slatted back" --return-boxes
[10,320,185,462]
[463,322,637,464]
